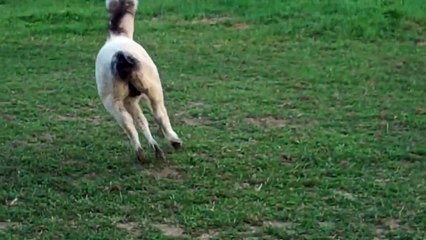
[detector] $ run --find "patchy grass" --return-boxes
[0,0,425,239]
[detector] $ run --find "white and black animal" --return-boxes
[95,0,182,162]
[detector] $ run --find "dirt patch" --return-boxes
[2,114,16,122]
[281,154,294,166]
[374,218,405,239]
[38,132,54,143]
[246,116,286,128]
[183,117,213,126]
[146,166,184,180]
[191,17,231,25]
[263,220,294,230]
[86,115,103,126]
[263,220,296,235]
[174,110,186,118]
[339,160,350,168]
[416,40,426,46]
[198,230,220,240]
[394,61,405,69]
[82,101,100,110]
[152,223,185,238]
[318,221,335,229]
[120,205,134,216]
[116,222,138,231]
[105,183,123,192]
[11,140,30,148]
[233,22,249,30]
[239,225,262,235]
[416,107,425,115]
[374,178,391,187]
[0,221,18,232]
[57,114,103,126]
[62,159,87,167]
[116,222,141,237]
[174,102,204,117]
[84,172,97,180]
[406,152,424,162]
[375,227,386,240]
[57,115,79,121]
[189,17,249,30]
[299,95,313,102]
[189,101,207,108]
[332,190,357,201]
[234,182,251,190]
[239,222,291,238]
[37,89,57,94]
[381,218,401,230]
[288,118,318,130]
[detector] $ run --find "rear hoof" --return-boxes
[136,148,146,164]
[171,140,182,150]
[154,145,166,161]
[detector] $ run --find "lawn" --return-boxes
[0,0,425,239]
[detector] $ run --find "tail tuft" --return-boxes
[106,0,138,10]
[111,51,140,80]
[106,0,138,36]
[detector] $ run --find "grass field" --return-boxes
[1,0,426,239]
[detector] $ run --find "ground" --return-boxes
[0,0,425,239]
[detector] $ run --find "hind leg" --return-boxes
[146,87,182,149]
[103,95,146,163]
[124,97,165,160]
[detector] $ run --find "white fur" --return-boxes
[96,36,158,99]
[95,0,181,162]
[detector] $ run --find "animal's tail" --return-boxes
[106,0,138,37]
[111,51,144,96]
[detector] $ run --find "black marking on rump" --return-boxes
[111,50,142,97]
[111,50,138,80]
[108,0,135,35]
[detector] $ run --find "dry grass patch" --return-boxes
[197,230,220,240]
[116,221,141,238]
[191,16,231,25]
[152,223,185,238]
[0,221,18,233]
[246,116,286,128]
[145,166,185,180]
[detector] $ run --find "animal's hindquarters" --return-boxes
[95,0,182,162]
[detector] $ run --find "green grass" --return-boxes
[1,0,426,239]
